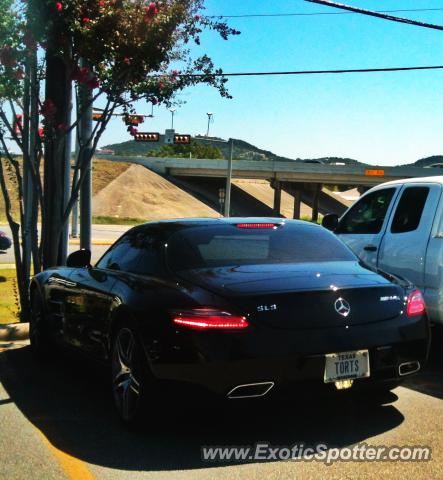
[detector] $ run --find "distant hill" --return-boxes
[407,155,443,168]
[103,136,364,165]
[302,156,368,166]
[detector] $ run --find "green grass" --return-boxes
[92,216,146,225]
[300,215,323,225]
[0,269,19,324]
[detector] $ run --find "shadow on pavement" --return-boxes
[0,346,404,472]
[404,325,443,400]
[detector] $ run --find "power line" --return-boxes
[306,0,443,31]
[208,8,443,19]
[181,65,443,78]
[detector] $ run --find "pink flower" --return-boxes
[87,77,100,89]
[145,2,158,18]
[0,45,17,67]
[14,68,24,80]
[40,99,57,119]
[23,30,37,51]
[143,2,158,23]
[71,65,91,83]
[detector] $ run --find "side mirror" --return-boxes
[322,213,339,231]
[67,249,91,268]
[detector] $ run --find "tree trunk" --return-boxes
[42,44,72,269]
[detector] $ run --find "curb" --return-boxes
[69,240,113,246]
[0,323,29,341]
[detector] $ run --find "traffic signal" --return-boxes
[134,132,160,142]
[124,115,145,126]
[174,134,191,144]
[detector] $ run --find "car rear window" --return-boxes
[167,223,356,271]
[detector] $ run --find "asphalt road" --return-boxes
[0,224,130,264]
[0,328,442,480]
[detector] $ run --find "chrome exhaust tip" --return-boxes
[398,361,421,376]
[227,382,275,399]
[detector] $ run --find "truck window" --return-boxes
[336,188,395,234]
[391,187,429,234]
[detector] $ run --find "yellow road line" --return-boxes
[36,429,96,480]
[69,240,113,246]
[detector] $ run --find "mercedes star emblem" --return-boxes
[334,298,351,317]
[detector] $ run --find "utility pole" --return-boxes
[79,59,93,251]
[206,112,213,137]
[224,138,234,217]
[71,132,80,238]
[195,134,233,217]
[22,52,31,278]
[28,51,40,271]
[170,108,176,129]
[59,92,72,263]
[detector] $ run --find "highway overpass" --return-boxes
[101,155,441,219]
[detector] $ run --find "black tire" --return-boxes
[111,325,153,428]
[29,292,52,359]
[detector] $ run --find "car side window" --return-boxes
[96,237,132,271]
[390,187,429,234]
[336,188,396,234]
[96,230,164,276]
[121,230,164,276]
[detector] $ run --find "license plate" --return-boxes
[324,350,370,383]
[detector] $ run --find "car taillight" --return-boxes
[172,308,249,331]
[236,223,281,229]
[406,290,426,317]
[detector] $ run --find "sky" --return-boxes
[96,0,443,166]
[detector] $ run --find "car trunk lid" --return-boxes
[181,262,405,329]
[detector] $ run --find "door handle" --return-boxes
[364,245,377,252]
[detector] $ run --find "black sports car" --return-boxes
[0,230,12,251]
[30,218,430,425]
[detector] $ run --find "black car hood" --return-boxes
[180,261,393,296]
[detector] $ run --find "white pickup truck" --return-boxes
[322,176,443,326]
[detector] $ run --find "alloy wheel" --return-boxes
[112,328,142,422]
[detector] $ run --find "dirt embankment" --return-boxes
[93,164,219,220]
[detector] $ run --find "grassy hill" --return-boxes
[406,155,443,168]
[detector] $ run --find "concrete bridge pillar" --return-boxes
[293,188,301,219]
[311,183,322,223]
[272,180,282,217]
